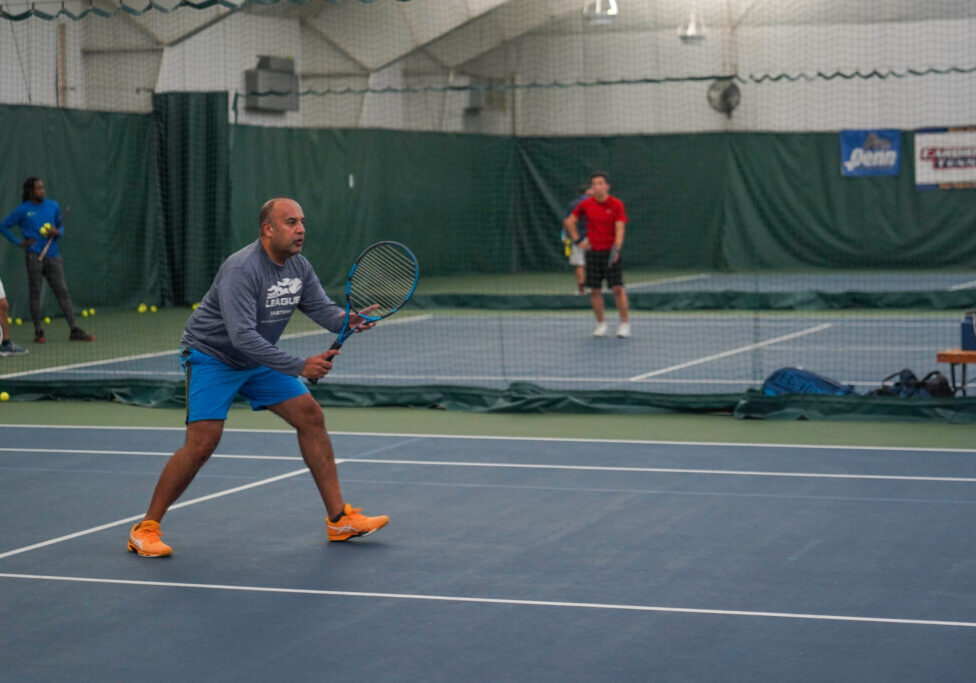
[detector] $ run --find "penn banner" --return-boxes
[915,127,976,190]
[839,129,900,176]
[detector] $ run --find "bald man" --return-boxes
[128,198,388,557]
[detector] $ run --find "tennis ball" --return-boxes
[89,308,96,316]
[150,305,158,313]
[137,303,147,313]
[5,317,10,324]
[44,316,51,323]
[14,318,22,325]
[192,302,200,310]
[81,310,88,317]
[40,223,50,236]
[0,392,8,402]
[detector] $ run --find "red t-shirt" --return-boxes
[571,195,627,250]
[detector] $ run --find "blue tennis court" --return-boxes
[1,425,974,681]
[3,312,961,394]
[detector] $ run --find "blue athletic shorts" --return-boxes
[181,347,308,423]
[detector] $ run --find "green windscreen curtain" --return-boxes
[0,104,161,316]
[721,133,976,269]
[229,127,516,282]
[3,101,976,322]
[151,92,231,304]
[513,135,727,271]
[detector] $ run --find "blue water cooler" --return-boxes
[963,311,976,350]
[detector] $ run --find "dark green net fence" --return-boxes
[2,0,976,419]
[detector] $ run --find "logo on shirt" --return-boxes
[266,278,302,308]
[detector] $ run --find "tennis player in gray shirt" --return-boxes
[127,197,389,557]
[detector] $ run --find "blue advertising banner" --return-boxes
[840,130,901,176]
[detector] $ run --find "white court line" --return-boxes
[0,572,972,628]
[0,436,423,560]
[0,447,303,461]
[0,349,178,380]
[5,424,976,454]
[628,323,833,382]
[4,447,973,483]
[342,458,976,483]
[0,467,313,560]
[948,279,976,291]
[628,273,711,288]
[0,314,432,380]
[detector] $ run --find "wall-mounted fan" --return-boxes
[707,79,740,118]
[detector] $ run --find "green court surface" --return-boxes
[1,401,973,450]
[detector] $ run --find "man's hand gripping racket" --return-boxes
[309,240,419,384]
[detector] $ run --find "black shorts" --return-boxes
[584,249,623,289]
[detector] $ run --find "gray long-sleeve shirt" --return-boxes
[181,240,346,375]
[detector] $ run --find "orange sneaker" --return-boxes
[127,520,173,557]
[327,504,389,542]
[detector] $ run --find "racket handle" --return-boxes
[38,237,53,262]
[309,339,344,385]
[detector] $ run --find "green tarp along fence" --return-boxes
[3,93,976,316]
[2,94,976,420]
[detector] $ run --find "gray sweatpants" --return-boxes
[25,252,77,332]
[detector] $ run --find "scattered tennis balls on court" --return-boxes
[0,392,9,402]
[150,305,158,313]
[137,303,147,313]
[44,316,51,323]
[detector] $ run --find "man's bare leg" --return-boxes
[612,285,630,323]
[268,394,344,519]
[144,420,224,522]
[589,288,606,323]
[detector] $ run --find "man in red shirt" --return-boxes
[563,172,630,338]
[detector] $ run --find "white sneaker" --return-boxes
[592,322,608,337]
[616,322,631,338]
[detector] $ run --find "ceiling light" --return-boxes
[584,0,619,26]
[678,12,706,42]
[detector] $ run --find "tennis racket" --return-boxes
[310,240,419,384]
[39,206,69,263]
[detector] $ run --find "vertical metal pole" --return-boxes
[510,72,517,136]
[57,23,68,107]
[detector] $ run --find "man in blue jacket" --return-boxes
[0,177,93,343]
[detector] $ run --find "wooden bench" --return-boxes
[936,349,976,396]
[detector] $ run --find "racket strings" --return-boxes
[349,244,417,317]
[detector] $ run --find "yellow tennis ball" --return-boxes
[150,305,158,313]
[137,303,147,313]
[81,310,88,317]
[192,302,200,310]
[44,316,51,323]
[0,392,8,402]
[14,318,22,325]
[89,308,96,316]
